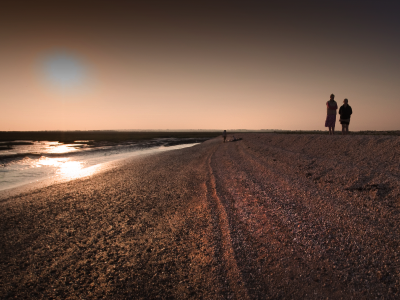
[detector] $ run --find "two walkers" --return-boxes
[325,94,353,135]
[223,93,352,142]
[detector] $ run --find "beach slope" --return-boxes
[1,133,400,299]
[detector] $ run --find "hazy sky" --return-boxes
[1,0,400,131]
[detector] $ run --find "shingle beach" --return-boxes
[1,133,400,299]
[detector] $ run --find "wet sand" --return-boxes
[1,133,400,299]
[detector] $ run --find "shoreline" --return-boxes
[0,155,130,202]
[0,143,200,201]
[1,133,400,298]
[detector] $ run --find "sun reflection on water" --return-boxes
[34,157,85,178]
[47,144,79,154]
[35,156,64,166]
[57,161,84,177]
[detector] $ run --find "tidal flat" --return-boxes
[0,131,219,192]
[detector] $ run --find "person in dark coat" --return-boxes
[339,98,352,135]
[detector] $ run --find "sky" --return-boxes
[1,0,400,131]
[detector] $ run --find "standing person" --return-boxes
[222,130,227,143]
[339,98,352,135]
[325,94,338,135]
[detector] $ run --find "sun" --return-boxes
[41,51,87,92]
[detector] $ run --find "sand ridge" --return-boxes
[1,133,400,299]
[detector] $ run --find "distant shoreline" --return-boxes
[270,130,400,135]
[0,131,222,144]
[2,130,400,144]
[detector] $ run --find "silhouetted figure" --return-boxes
[339,98,352,135]
[325,94,338,135]
[222,130,227,143]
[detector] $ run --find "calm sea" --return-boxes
[0,138,199,191]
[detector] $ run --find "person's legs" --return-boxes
[345,124,349,135]
[342,124,345,135]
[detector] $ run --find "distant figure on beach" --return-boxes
[325,94,338,135]
[339,98,352,135]
[222,130,227,143]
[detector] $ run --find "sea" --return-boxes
[0,138,200,192]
